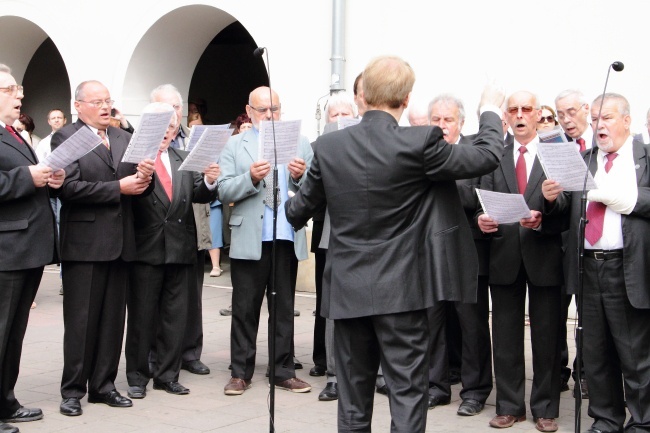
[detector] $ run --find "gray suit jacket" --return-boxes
[217,129,313,261]
[286,110,504,320]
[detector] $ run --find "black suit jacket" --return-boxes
[131,148,216,265]
[286,110,504,320]
[477,142,564,287]
[547,139,650,307]
[52,119,152,262]
[0,127,58,270]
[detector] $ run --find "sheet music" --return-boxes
[178,128,234,172]
[121,111,174,163]
[537,142,598,191]
[476,189,531,224]
[40,126,102,171]
[257,120,301,165]
[186,124,232,152]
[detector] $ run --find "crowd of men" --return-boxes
[1,55,650,433]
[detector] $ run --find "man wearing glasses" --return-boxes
[219,86,313,395]
[0,64,65,433]
[477,91,564,432]
[52,80,155,417]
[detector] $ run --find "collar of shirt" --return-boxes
[86,125,110,146]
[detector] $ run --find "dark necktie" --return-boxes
[515,146,528,194]
[155,150,173,200]
[585,152,618,245]
[576,137,586,152]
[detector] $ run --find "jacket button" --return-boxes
[153,200,157,204]
[260,215,263,219]
[178,219,182,223]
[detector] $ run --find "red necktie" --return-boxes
[98,129,109,149]
[585,152,618,245]
[576,137,586,152]
[515,146,527,194]
[155,151,173,200]
[6,125,25,144]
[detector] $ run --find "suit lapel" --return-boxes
[633,140,647,185]
[169,148,184,203]
[502,145,518,193]
[525,157,544,201]
[1,128,37,164]
[241,131,257,163]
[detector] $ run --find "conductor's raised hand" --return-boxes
[250,160,271,184]
[479,81,506,110]
[478,213,499,233]
[203,163,221,185]
[288,157,306,180]
[542,179,563,203]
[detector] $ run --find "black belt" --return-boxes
[584,249,623,260]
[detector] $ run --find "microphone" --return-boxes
[253,46,266,58]
[611,61,624,72]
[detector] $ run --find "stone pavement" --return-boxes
[14,260,594,433]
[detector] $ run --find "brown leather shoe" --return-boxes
[224,377,251,395]
[275,377,312,393]
[535,418,558,432]
[489,414,526,428]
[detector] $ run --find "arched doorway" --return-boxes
[0,16,70,138]
[188,21,267,126]
[122,5,266,126]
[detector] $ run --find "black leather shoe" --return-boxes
[318,382,338,401]
[60,398,82,416]
[127,385,146,399]
[293,357,303,369]
[0,422,18,433]
[88,390,133,407]
[457,398,484,416]
[449,369,461,385]
[376,384,388,396]
[309,365,326,376]
[428,395,451,409]
[153,381,190,395]
[1,406,43,423]
[181,360,210,375]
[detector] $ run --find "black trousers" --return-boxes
[583,256,650,432]
[61,260,128,398]
[335,310,429,433]
[182,249,205,362]
[126,263,191,385]
[0,267,43,418]
[490,265,562,418]
[312,220,327,369]
[230,240,297,382]
[427,275,493,402]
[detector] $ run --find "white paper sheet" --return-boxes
[536,142,598,191]
[257,120,301,165]
[476,189,531,224]
[178,128,234,172]
[121,111,174,163]
[40,126,102,171]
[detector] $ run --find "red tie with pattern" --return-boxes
[576,137,586,152]
[155,150,173,200]
[515,146,527,194]
[585,152,618,245]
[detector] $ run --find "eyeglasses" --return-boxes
[0,85,24,96]
[249,105,281,114]
[77,99,114,108]
[557,104,586,120]
[506,106,535,114]
[538,115,555,124]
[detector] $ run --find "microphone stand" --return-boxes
[574,62,619,433]
[255,46,278,433]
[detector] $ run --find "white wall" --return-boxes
[1,0,649,141]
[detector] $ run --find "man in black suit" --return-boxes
[426,94,494,416]
[286,55,504,433]
[0,65,65,433]
[477,90,564,432]
[125,103,218,399]
[543,93,650,433]
[52,80,155,417]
